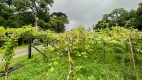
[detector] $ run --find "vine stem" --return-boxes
[67,44,73,80]
[102,39,110,79]
[5,62,10,80]
[128,38,139,80]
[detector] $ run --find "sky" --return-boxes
[50,0,142,31]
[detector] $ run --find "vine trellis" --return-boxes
[0,26,142,80]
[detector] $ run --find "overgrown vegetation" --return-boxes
[0,26,142,80]
[0,0,142,80]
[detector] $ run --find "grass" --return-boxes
[0,43,142,80]
[0,52,139,80]
[0,44,28,60]
[15,44,28,51]
[0,51,105,80]
[0,44,28,52]
[0,52,69,80]
[0,52,133,80]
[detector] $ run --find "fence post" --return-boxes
[28,38,32,59]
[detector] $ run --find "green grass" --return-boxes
[0,52,69,80]
[15,44,28,51]
[0,44,28,54]
[0,44,28,60]
[0,44,28,52]
[0,52,140,80]
[0,43,142,80]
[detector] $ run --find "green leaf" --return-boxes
[81,52,86,55]
[49,67,54,72]
[53,61,59,65]
[76,53,81,56]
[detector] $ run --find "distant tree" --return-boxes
[124,9,136,28]
[135,2,142,30]
[47,12,69,33]
[0,1,18,28]
[13,0,54,27]
[37,12,69,33]
[4,14,21,28]
[94,8,129,30]
[50,12,69,25]
[94,2,142,31]
[5,0,13,7]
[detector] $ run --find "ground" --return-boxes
[0,44,142,80]
[0,45,42,63]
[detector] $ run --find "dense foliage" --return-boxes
[0,0,69,32]
[0,26,38,80]
[0,26,142,80]
[0,1,142,80]
[94,2,142,31]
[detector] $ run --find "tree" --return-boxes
[94,8,129,30]
[38,12,69,32]
[5,0,12,7]
[0,0,69,32]
[0,1,16,28]
[13,0,54,27]
[106,8,128,26]
[124,9,136,28]
[17,12,35,26]
[135,2,142,30]
[49,12,69,33]
[94,2,142,30]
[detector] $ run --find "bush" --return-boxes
[32,39,41,46]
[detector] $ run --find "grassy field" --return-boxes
[0,52,139,80]
[0,43,142,80]
[0,52,69,80]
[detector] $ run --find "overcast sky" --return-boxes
[50,0,142,31]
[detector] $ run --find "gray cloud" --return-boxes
[50,0,141,30]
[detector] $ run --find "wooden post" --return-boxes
[128,38,139,80]
[5,62,10,80]
[31,44,47,57]
[67,44,73,80]
[28,38,32,59]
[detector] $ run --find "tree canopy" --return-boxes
[0,0,69,33]
[94,2,142,31]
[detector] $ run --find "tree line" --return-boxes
[0,0,69,33]
[94,2,142,31]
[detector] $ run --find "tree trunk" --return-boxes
[35,12,37,27]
